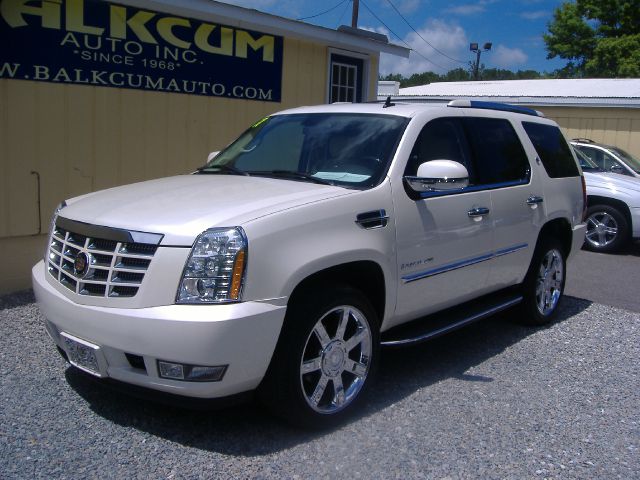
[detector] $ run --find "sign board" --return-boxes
[0,0,283,102]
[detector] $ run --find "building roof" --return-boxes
[388,79,640,108]
[117,0,410,57]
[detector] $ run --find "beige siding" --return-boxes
[0,36,383,293]
[536,106,640,158]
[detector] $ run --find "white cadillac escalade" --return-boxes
[33,100,587,427]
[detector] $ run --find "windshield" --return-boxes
[611,147,640,174]
[572,146,601,172]
[201,113,409,189]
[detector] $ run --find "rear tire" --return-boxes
[259,286,380,429]
[519,238,566,326]
[584,205,629,253]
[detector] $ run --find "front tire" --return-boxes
[259,286,379,429]
[519,238,566,326]
[584,205,629,253]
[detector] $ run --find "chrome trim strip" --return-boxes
[493,243,528,258]
[402,243,529,283]
[56,217,164,245]
[402,253,494,283]
[416,178,530,200]
[381,296,523,347]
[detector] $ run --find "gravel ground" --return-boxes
[0,291,638,479]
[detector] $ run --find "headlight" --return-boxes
[176,227,248,304]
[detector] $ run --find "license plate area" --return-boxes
[60,332,107,377]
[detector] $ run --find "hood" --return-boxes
[584,171,640,193]
[60,174,354,245]
[583,171,640,205]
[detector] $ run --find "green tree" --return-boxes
[544,0,640,77]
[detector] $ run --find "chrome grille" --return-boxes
[46,224,158,298]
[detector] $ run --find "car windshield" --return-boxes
[572,146,601,172]
[199,113,409,189]
[610,147,640,174]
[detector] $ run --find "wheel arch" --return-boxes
[536,217,573,257]
[587,195,632,237]
[286,261,387,326]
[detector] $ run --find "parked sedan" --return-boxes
[574,147,640,252]
[572,139,640,179]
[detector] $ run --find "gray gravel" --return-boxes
[1,291,638,479]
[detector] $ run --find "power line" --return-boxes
[359,0,449,71]
[297,0,351,21]
[383,0,467,64]
[337,0,353,27]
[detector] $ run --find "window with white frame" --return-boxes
[329,53,365,103]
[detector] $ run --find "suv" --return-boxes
[33,100,586,428]
[571,138,640,179]
[574,147,640,252]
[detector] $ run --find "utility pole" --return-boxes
[351,0,359,28]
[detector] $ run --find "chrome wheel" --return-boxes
[586,211,618,248]
[535,248,564,316]
[300,305,372,414]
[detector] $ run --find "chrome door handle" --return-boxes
[527,196,544,205]
[468,207,490,217]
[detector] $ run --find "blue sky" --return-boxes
[219,0,568,76]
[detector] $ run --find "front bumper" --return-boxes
[631,207,640,239]
[33,261,286,399]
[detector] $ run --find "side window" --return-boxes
[522,122,579,178]
[601,151,626,173]
[405,117,472,178]
[576,146,603,167]
[463,117,530,185]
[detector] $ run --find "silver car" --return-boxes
[574,147,640,252]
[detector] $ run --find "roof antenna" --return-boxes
[383,96,395,108]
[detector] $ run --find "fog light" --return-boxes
[158,361,185,380]
[157,360,227,382]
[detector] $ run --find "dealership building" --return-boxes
[0,0,409,293]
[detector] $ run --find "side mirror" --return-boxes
[610,164,624,173]
[207,151,220,163]
[404,160,469,195]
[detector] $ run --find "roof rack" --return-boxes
[447,99,543,117]
[571,138,595,144]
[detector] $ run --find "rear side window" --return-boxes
[463,117,530,185]
[522,122,579,178]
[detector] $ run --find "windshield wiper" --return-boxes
[196,165,250,176]
[255,170,334,185]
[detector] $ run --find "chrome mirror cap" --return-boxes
[405,160,470,193]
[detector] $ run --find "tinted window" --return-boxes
[464,117,530,185]
[405,117,472,177]
[523,122,579,178]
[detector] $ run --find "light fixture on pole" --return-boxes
[470,42,492,80]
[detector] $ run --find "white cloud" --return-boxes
[444,4,486,15]
[490,45,528,68]
[360,25,391,37]
[380,20,469,76]
[397,0,420,14]
[520,10,548,20]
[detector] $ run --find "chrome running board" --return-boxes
[381,292,523,348]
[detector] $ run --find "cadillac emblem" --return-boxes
[73,252,91,278]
